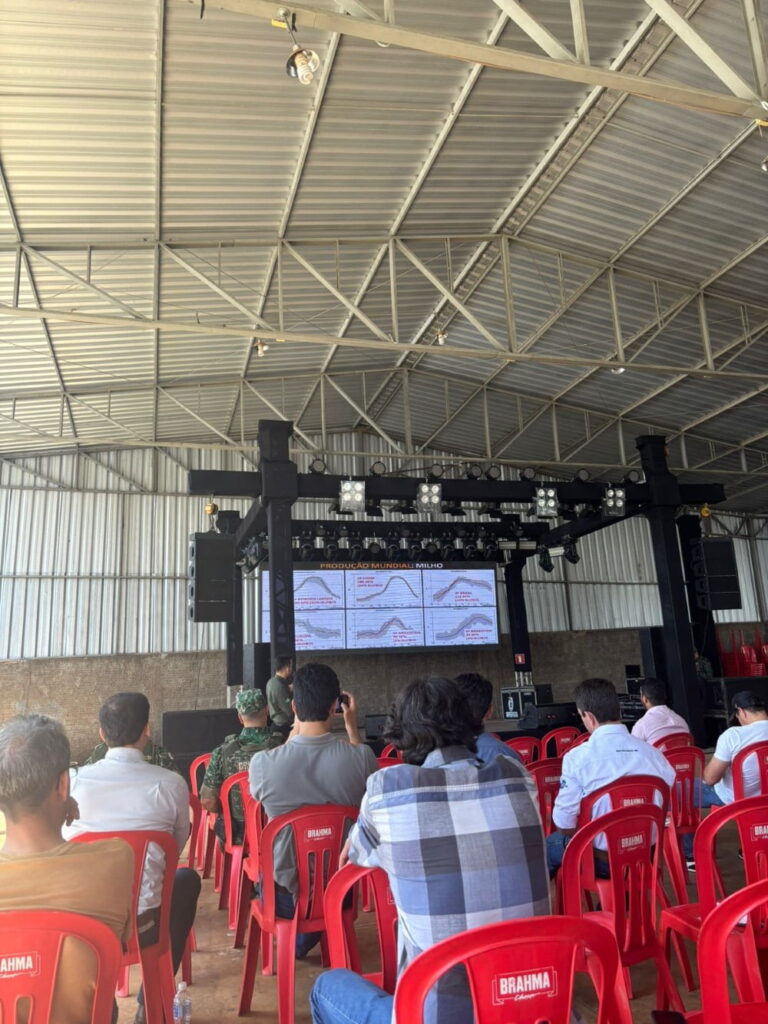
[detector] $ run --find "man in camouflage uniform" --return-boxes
[200,687,283,844]
[83,738,180,774]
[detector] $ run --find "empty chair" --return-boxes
[188,753,214,875]
[528,758,562,836]
[379,744,402,761]
[653,732,693,753]
[733,740,768,800]
[503,736,540,765]
[393,915,634,1024]
[0,909,123,1024]
[541,727,581,759]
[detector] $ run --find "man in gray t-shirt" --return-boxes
[249,662,377,956]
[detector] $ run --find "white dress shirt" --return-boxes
[64,747,189,913]
[631,704,690,747]
[712,719,768,803]
[552,723,676,849]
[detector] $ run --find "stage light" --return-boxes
[365,498,384,518]
[485,464,502,481]
[385,543,399,561]
[463,540,479,560]
[479,501,503,519]
[299,532,314,560]
[408,542,423,561]
[624,469,642,484]
[309,457,327,474]
[424,541,439,560]
[535,486,559,519]
[482,541,499,561]
[573,468,591,483]
[417,482,442,515]
[393,499,417,515]
[367,540,383,558]
[427,463,444,480]
[441,499,466,517]
[339,479,365,514]
[465,463,483,480]
[563,540,580,565]
[602,485,626,517]
[323,538,339,560]
[370,460,387,476]
[349,541,363,561]
[519,467,536,481]
[440,538,454,561]
[537,546,554,573]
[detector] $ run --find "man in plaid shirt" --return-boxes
[310,675,550,1024]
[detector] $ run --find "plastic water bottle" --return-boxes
[173,981,192,1022]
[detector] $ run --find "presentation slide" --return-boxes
[346,608,425,649]
[423,607,499,647]
[422,568,497,607]
[259,564,499,652]
[345,569,423,609]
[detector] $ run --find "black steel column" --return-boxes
[676,513,722,677]
[637,435,704,743]
[504,557,532,680]
[258,420,298,669]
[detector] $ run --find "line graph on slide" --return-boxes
[424,608,498,646]
[295,576,341,601]
[423,569,497,608]
[294,610,346,651]
[346,570,422,609]
[346,608,424,649]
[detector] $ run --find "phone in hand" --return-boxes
[335,693,350,715]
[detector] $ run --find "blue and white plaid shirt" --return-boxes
[347,745,550,1022]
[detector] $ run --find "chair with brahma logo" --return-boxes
[238,804,359,1024]
[652,732,693,753]
[541,727,581,759]
[561,803,683,1011]
[0,910,123,1024]
[733,740,768,800]
[392,914,633,1024]
[504,736,541,765]
[528,758,562,836]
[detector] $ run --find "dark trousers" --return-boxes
[136,868,202,1005]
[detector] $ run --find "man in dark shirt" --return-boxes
[266,655,295,738]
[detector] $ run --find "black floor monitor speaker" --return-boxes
[243,642,272,690]
[535,684,553,705]
[689,537,741,611]
[188,532,235,622]
[162,707,240,787]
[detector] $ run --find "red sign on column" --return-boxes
[514,653,526,665]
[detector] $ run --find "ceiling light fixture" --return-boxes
[602,485,626,517]
[436,329,447,346]
[255,340,269,358]
[279,10,321,85]
[534,486,559,519]
[537,546,554,573]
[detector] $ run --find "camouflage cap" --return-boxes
[235,687,267,715]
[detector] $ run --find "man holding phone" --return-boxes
[249,662,377,957]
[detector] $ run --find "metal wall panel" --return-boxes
[1,444,765,660]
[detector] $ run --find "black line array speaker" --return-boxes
[188,532,235,622]
[689,537,741,611]
[243,642,272,690]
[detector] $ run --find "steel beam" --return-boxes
[569,0,589,64]
[491,0,575,61]
[742,0,768,98]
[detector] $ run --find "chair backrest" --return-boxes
[220,769,249,850]
[69,830,178,960]
[577,774,670,833]
[541,727,581,759]
[664,746,705,833]
[652,732,693,752]
[324,863,399,994]
[733,740,768,801]
[189,753,211,797]
[258,805,359,927]
[562,804,666,956]
[242,796,266,883]
[380,744,402,761]
[0,909,123,1024]
[527,758,563,836]
[698,878,768,1018]
[503,736,541,765]
[568,732,590,750]
[693,795,768,924]
[377,757,400,770]
[392,915,633,1024]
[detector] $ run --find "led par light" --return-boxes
[339,479,365,514]
[602,486,626,517]
[417,482,442,515]
[535,486,559,519]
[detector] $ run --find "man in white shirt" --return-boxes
[548,677,676,874]
[631,678,690,747]
[65,692,200,1024]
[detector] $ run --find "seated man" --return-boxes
[453,672,523,765]
[548,677,676,875]
[310,675,549,1024]
[249,662,377,957]
[83,736,180,774]
[631,677,690,746]
[700,690,768,806]
[266,655,295,739]
[64,692,201,1024]
[200,685,283,845]
[0,714,133,1024]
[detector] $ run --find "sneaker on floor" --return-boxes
[685,858,696,872]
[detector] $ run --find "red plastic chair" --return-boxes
[393,914,634,1024]
[0,909,123,1024]
[528,758,562,836]
[561,803,683,1010]
[70,830,178,1024]
[377,756,401,770]
[324,863,399,993]
[188,753,215,876]
[541,726,581,759]
[660,795,768,1006]
[663,746,706,904]
[653,732,693,753]
[218,770,249,932]
[733,740,768,800]
[234,794,266,951]
[380,744,403,761]
[238,804,359,1023]
[503,736,541,765]
[577,774,670,830]
[569,731,591,749]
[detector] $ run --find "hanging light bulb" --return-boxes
[436,328,447,346]
[255,341,269,358]
[286,45,321,84]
